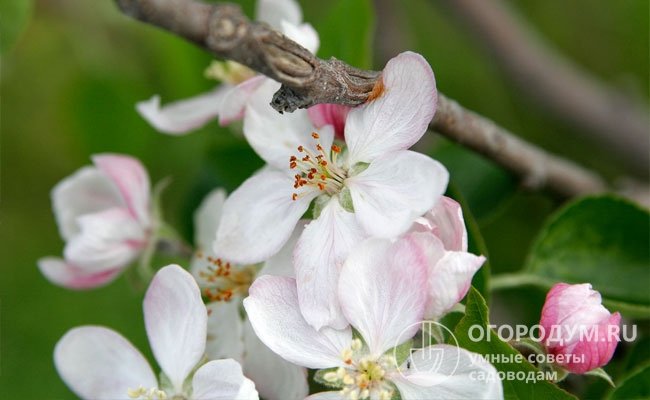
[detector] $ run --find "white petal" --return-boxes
[92,154,151,226]
[345,52,437,164]
[306,392,345,400]
[214,169,314,264]
[219,76,266,125]
[38,257,122,289]
[144,265,207,392]
[242,79,333,170]
[243,275,352,369]
[194,188,227,251]
[54,326,157,400]
[295,197,366,330]
[242,319,309,400]
[205,301,245,362]
[64,208,145,272]
[256,0,302,28]
[192,359,259,400]
[281,21,320,54]
[136,87,228,134]
[392,345,503,400]
[52,166,123,240]
[347,150,449,238]
[258,220,306,278]
[339,235,429,356]
[413,196,468,252]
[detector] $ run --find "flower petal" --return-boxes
[391,345,503,400]
[243,275,352,369]
[192,359,259,400]
[307,103,351,140]
[52,166,123,240]
[64,207,145,272]
[38,257,122,289]
[258,220,306,278]
[194,188,227,251]
[92,154,151,226]
[242,319,309,400]
[295,197,366,330]
[214,169,314,264]
[219,76,266,126]
[144,265,207,392]
[347,150,449,238]
[413,196,467,252]
[205,301,245,363]
[306,392,344,400]
[281,21,320,54]
[338,235,429,356]
[345,52,437,164]
[242,79,333,170]
[256,0,302,28]
[136,87,228,134]
[54,326,157,400]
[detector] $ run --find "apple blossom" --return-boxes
[308,103,351,140]
[190,188,308,400]
[215,51,448,330]
[54,265,258,400]
[136,0,319,134]
[38,154,153,289]
[539,283,621,374]
[244,235,503,400]
[410,196,486,320]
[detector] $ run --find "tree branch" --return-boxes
[115,0,634,200]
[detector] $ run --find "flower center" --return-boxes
[195,250,257,302]
[127,386,167,400]
[323,339,396,400]
[204,60,256,85]
[290,132,347,201]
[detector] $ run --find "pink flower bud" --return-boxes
[540,283,621,374]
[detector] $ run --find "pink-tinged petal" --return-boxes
[345,52,437,164]
[242,319,309,400]
[412,196,468,252]
[243,275,352,369]
[347,150,449,238]
[391,345,503,400]
[258,220,306,278]
[281,21,320,54]
[54,326,157,400]
[306,392,344,400]
[38,257,122,290]
[219,76,266,126]
[144,265,207,392]
[256,0,302,28]
[64,208,146,272]
[92,154,151,226]
[52,166,124,241]
[295,198,366,330]
[214,169,314,264]
[339,235,429,356]
[205,301,245,363]
[308,104,351,140]
[194,188,227,251]
[192,359,259,400]
[242,79,333,170]
[136,87,229,135]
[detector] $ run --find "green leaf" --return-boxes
[526,195,650,317]
[311,0,375,69]
[585,367,615,387]
[0,0,33,54]
[607,362,650,399]
[454,288,577,399]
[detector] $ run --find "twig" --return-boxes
[114,0,631,199]
[438,0,650,174]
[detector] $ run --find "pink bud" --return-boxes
[307,103,351,140]
[540,283,621,374]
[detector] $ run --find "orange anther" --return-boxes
[331,145,341,153]
[311,132,320,139]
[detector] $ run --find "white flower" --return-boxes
[38,154,152,289]
[190,189,308,400]
[136,0,319,134]
[54,265,258,400]
[243,235,503,400]
[215,52,449,329]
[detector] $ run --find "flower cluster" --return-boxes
[40,0,621,398]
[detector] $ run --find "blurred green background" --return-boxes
[1,0,648,398]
